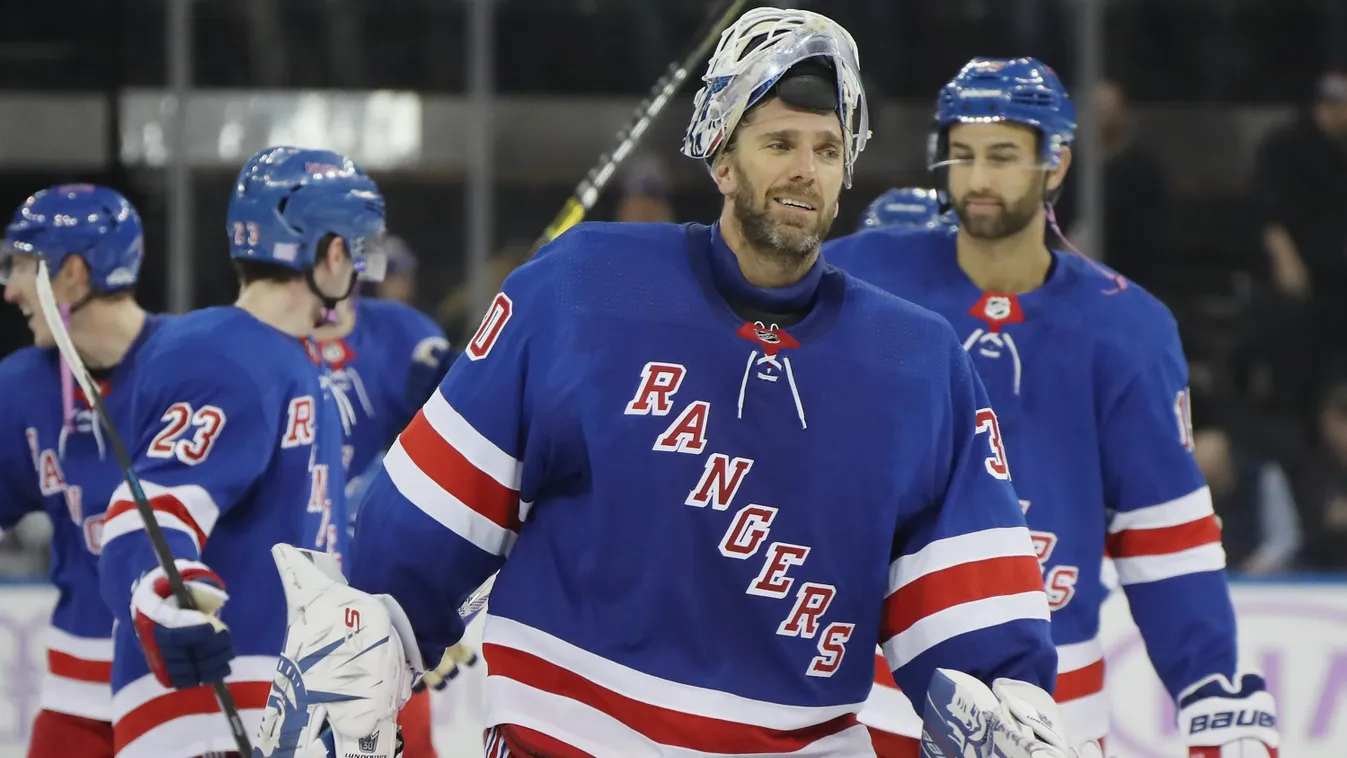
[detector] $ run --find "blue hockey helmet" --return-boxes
[227,147,387,283]
[1,184,144,292]
[858,188,948,231]
[928,57,1076,179]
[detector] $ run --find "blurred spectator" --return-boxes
[1255,70,1347,302]
[362,233,419,305]
[615,155,674,223]
[1296,380,1347,570]
[1056,78,1170,290]
[1192,424,1301,575]
[1248,70,1347,411]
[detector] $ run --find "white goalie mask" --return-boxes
[681,7,871,187]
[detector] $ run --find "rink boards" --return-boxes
[0,579,1343,757]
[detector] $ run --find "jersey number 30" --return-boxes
[147,402,227,466]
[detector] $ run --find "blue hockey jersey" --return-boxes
[0,314,167,723]
[349,222,1055,757]
[97,306,348,758]
[314,298,448,505]
[826,225,1234,742]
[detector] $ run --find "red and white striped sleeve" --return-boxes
[1098,324,1237,699]
[102,480,222,557]
[881,335,1057,702]
[99,348,279,614]
[880,528,1048,671]
[1105,485,1224,585]
[350,280,543,662]
[379,388,524,557]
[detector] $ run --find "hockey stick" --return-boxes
[452,0,747,625]
[527,0,749,254]
[34,262,253,754]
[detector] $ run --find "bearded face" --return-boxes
[716,97,845,266]
[945,121,1066,241]
[729,156,837,265]
[952,173,1047,241]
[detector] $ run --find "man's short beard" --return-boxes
[955,178,1046,240]
[731,172,832,266]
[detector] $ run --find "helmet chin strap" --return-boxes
[306,267,359,326]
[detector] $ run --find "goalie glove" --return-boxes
[253,544,425,758]
[130,560,234,690]
[1177,672,1279,757]
[921,668,1103,758]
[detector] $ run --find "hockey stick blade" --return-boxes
[528,0,749,254]
[34,262,253,754]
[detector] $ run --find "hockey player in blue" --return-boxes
[310,258,453,758]
[312,290,451,512]
[0,185,166,758]
[95,147,385,758]
[293,10,1107,758]
[826,58,1280,757]
[857,187,948,231]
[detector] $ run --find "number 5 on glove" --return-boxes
[130,560,234,690]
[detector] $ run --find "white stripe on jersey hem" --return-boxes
[485,676,877,758]
[880,590,1051,668]
[115,709,266,758]
[102,510,204,553]
[856,680,921,738]
[887,527,1037,594]
[1057,689,1109,742]
[111,654,276,720]
[40,672,113,722]
[46,627,114,661]
[109,479,221,536]
[1056,637,1103,674]
[423,391,523,490]
[1107,486,1213,533]
[384,441,518,556]
[484,614,863,730]
[1112,542,1227,585]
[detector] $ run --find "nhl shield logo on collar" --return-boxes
[318,339,356,369]
[736,321,800,357]
[969,292,1024,332]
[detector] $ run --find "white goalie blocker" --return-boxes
[253,544,426,758]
